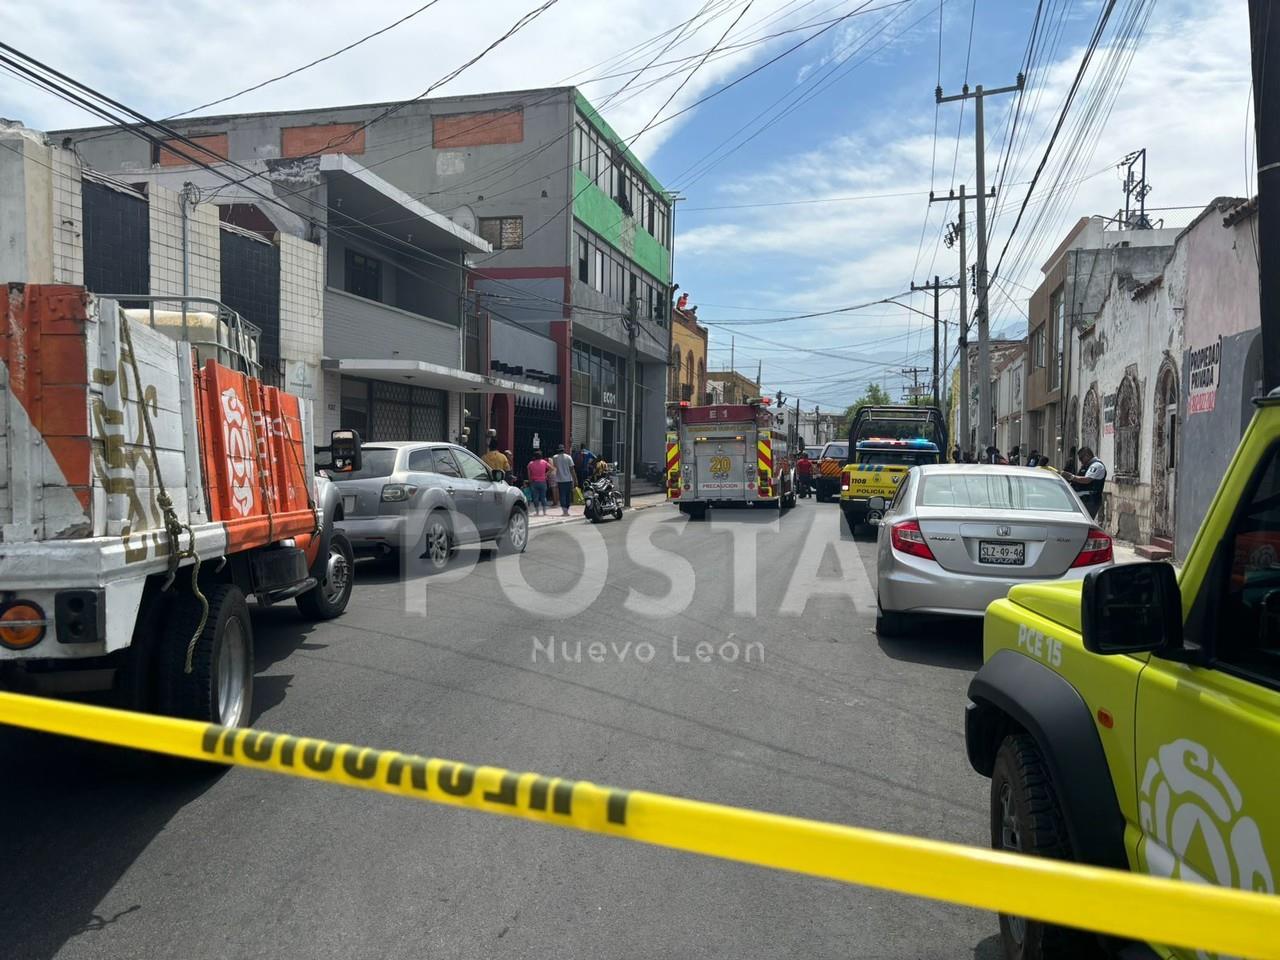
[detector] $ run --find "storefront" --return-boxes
[571,339,631,465]
[340,376,448,442]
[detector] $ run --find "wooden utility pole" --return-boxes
[911,275,961,407]
[938,78,1023,448]
[1251,0,1280,390]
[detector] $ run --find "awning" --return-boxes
[330,359,544,398]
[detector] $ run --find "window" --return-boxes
[917,473,1079,512]
[345,250,382,302]
[593,249,605,293]
[407,448,435,472]
[478,216,523,250]
[339,446,398,481]
[1214,446,1280,685]
[1115,375,1141,477]
[430,448,462,478]
[1032,328,1046,368]
[1082,387,1101,452]
[454,448,493,482]
[578,237,589,283]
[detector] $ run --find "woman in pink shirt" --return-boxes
[526,454,551,515]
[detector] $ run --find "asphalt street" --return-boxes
[0,497,998,960]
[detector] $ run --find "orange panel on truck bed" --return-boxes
[195,360,315,553]
[0,284,92,510]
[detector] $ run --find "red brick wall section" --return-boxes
[432,110,524,148]
[157,133,228,167]
[281,123,366,157]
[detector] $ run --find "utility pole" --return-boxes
[1251,0,1280,391]
[933,184,993,451]
[938,77,1023,450]
[624,295,638,507]
[910,275,961,407]
[900,366,929,403]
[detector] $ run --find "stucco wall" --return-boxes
[1173,201,1261,560]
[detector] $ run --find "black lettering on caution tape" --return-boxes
[199,725,631,826]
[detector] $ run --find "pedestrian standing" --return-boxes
[526,453,550,516]
[551,444,578,517]
[1066,446,1107,519]
[1009,444,1021,466]
[951,445,962,463]
[482,438,510,474]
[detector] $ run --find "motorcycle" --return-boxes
[583,469,624,523]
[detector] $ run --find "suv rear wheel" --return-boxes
[990,734,1098,960]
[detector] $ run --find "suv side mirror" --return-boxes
[1081,562,1182,655]
[328,429,362,473]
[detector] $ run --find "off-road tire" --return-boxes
[296,532,354,620]
[159,583,254,728]
[990,734,1098,960]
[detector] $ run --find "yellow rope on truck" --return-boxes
[0,690,1276,959]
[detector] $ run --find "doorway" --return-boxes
[1152,360,1178,539]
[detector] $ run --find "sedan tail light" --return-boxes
[890,520,935,561]
[1071,527,1113,567]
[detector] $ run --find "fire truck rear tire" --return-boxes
[160,583,254,729]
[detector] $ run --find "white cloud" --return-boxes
[676,0,1253,405]
[0,0,823,160]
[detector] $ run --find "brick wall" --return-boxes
[148,187,220,299]
[432,109,524,147]
[281,123,365,157]
[157,133,228,167]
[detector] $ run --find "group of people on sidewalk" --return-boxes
[482,438,611,518]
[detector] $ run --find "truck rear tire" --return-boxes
[990,734,1098,960]
[160,583,254,729]
[296,532,354,620]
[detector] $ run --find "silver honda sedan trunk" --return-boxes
[875,464,1110,627]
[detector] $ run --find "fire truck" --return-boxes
[665,399,796,520]
[0,284,359,731]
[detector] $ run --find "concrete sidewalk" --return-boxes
[1112,539,1180,567]
[528,491,669,529]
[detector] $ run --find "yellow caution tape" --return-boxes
[2,689,1277,958]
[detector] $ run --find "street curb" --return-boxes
[529,497,667,531]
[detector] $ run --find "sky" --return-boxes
[0,0,1256,411]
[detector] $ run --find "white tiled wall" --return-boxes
[50,147,83,285]
[279,232,323,366]
[148,187,220,300]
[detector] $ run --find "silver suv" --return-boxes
[332,442,528,571]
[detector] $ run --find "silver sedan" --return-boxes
[332,442,528,571]
[872,464,1113,635]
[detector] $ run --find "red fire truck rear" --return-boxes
[665,400,795,520]
[0,284,359,730]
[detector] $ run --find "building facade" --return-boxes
[0,122,324,389]
[55,87,673,474]
[1024,217,1180,466]
[669,302,708,404]
[705,370,759,405]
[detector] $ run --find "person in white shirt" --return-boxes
[550,444,578,516]
[1066,446,1107,519]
